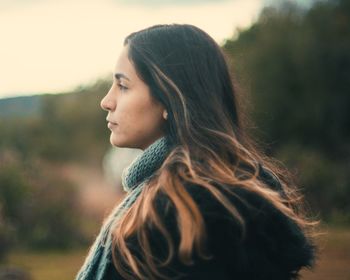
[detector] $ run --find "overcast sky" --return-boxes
[0,0,288,99]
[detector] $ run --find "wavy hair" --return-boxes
[110,24,317,280]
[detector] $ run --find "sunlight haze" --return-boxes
[0,0,264,98]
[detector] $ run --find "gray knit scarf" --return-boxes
[75,135,174,280]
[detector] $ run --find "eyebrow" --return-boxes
[114,73,130,81]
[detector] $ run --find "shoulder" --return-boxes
[108,176,315,279]
[154,162,285,216]
[153,179,315,278]
[153,177,294,239]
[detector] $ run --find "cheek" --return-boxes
[116,98,155,129]
[131,103,163,133]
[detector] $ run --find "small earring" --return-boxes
[163,110,168,120]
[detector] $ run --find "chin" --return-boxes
[110,133,125,148]
[110,133,136,149]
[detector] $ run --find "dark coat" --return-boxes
[105,165,315,279]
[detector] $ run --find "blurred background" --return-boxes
[0,0,349,279]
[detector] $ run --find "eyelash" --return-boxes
[117,83,128,91]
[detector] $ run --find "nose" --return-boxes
[100,88,116,112]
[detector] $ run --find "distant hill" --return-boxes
[0,95,42,118]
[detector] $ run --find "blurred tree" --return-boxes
[223,0,350,223]
[225,0,350,155]
[0,78,111,163]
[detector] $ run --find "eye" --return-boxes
[117,83,128,92]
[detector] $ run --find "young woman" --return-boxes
[76,24,317,280]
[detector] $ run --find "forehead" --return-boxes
[113,46,136,80]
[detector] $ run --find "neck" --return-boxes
[121,135,173,192]
[140,134,166,151]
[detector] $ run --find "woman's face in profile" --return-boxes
[100,45,166,150]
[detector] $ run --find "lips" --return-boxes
[107,122,118,129]
[106,119,118,125]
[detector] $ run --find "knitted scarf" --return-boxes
[75,135,174,280]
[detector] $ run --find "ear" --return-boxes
[163,110,168,120]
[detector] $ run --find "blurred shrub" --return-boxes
[0,210,14,262]
[0,150,28,260]
[19,162,88,249]
[275,144,350,224]
[0,78,112,260]
[0,150,88,257]
[0,267,32,280]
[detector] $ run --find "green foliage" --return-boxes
[20,162,88,249]
[0,151,29,261]
[0,164,30,223]
[0,78,111,163]
[223,0,350,223]
[0,211,14,262]
[0,151,88,258]
[0,77,112,259]
[224,0,350,155]
[275,144,350,222]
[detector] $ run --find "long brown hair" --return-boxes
[110,24,317,280]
